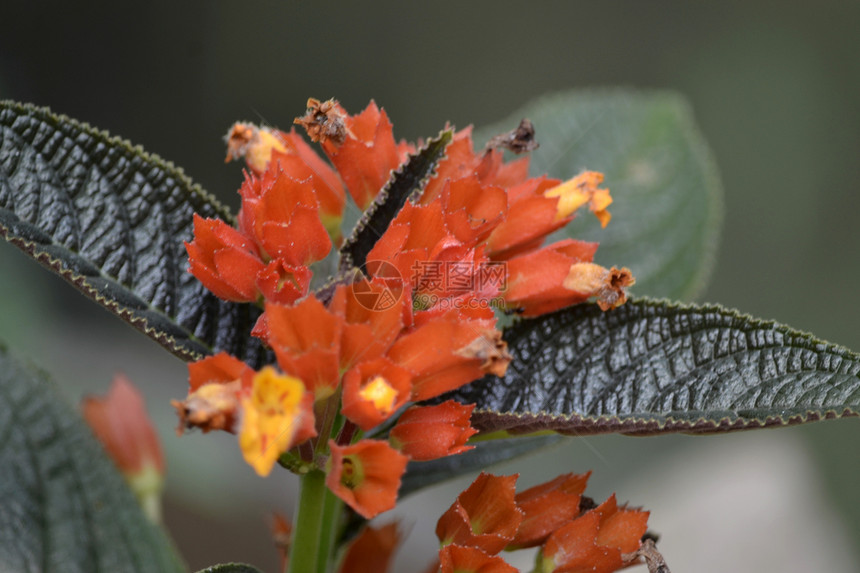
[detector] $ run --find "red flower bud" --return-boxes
[82,375,165,522]
[540,494,649,573]
[510,472,590,549]
[436,473,523,555]
[185,214,264,302]
[389,401,477,461]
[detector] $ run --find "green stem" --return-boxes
[288,470,329,573]
[316,484,344,573]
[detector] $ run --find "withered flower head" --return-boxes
[455,329,512,377]
[294,97,348,145]
[485,118,539,155]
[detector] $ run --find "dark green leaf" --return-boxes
[0,344,184,572]
[474,89,723,301]
[338,129,453,273]
[0,100,267,364]
[441,299,860,435]
[400,434,562,497]
[195,564,264,573]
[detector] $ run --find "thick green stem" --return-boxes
[315,484,344,573]
[288,470,330,573]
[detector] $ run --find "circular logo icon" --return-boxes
[351,260,403,311]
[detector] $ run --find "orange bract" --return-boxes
[389,401,477,461]
[326,439,409,519]
[82,374,165,477]
[510,472,590,549]
[436,473,523,555]
[540,494,649,573]
[185,214,264,302]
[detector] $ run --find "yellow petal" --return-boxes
[239,367,307,477]
[544,171,612,226]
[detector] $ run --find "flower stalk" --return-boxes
[287,469,331,573]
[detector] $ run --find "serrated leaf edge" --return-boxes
[469,297,860,436]
[337,128,453,273]
[0,226,211,361]
[0,100,235,224]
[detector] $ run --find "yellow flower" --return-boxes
[239,367,316,477]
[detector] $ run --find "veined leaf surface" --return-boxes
[442,299,860,435]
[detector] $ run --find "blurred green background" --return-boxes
[2,1,859,571]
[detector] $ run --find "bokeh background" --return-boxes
[2,2,860,571]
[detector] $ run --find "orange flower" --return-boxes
[364,192,504,317]
[437,176,508,248]
[298,99,410,210]
[225,122,345,239]
[237,167,332,267]
[386,317,505,401]
[421,128,529,203]
[484,176,568,261]
[239,367,316,477]
[337,523,401,573]
[485,172,613,261]
[436,473,523,555]
[501,239,634,317]
[261,296,344,400]
[255,258,313,306]
[328,279,407,371]
[185,214,264,302]
[82,374,165,522]
[365,200,459,296]
[173,352,255,434]
[326,439,409,519]
[341,357,412,431]
[389,401,477,461]
[539,494,649,573]
[437,544,517,573]
[510,472,590,549]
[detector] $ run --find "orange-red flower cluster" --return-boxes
[177,98,636,520]
[364,127,633,318]
[430,472,649,573]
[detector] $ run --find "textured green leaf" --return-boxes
[441,299,860,435]
[400,434,562,497]
[0,344,184,572]
[0,100,267,363]
[474,89,723,300]
[338,129,452,273]
[195,564,264,573]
